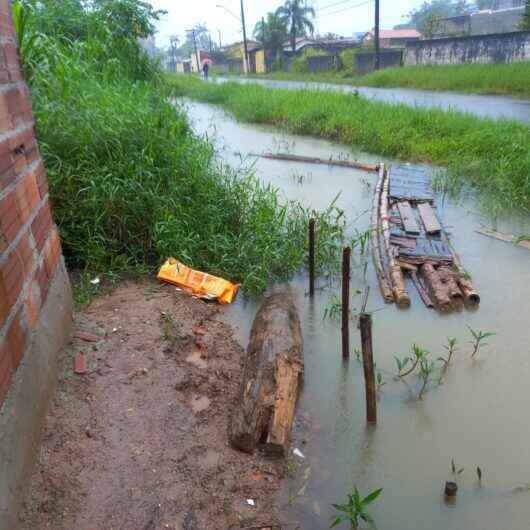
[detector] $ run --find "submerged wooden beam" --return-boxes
[253,152,380,173]
[229,288,303,457]
[476,228,530,251]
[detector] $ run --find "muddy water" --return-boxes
[184,99,530,530]
[216,76,530,124]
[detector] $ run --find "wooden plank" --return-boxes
[417,202,442,235]
[476,228,530,251]
[397,201,421,235]
[390,236,417,249]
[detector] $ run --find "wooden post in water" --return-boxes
[309,218,315,297]
[360,312,377,424]
[342,247,351,360]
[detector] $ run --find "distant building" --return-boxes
[282,36,362,56]
[432,3,525,38]
[221,41,262,73]
[362,29,421,48]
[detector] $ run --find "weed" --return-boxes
[418,358,435,400]
[324,296,342,320]
[394,355,411,377]
[438,337,458,368]
[161,313,190,350]
[468,326,496,358]
[351,229,370,256]
[330,486,382,529]
[376,371,386,393]
[397,344,430,378]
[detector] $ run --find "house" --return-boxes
[282,36,361,56]
[221,40,262,73]
[362,29,421,48]
[432,3,526,38]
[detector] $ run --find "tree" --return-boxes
[406,0,473,34]
[253,12,288,59]
[276,0,315,52]
[520,0,530,30]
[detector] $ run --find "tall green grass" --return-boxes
[252,62,530,98]
[169,76,530,213]
[20,2,346,294]
[359,63,530,98]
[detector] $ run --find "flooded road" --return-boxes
[184,99,530,530]
[216,76,530,124]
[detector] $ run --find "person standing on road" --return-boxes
[202,61,209,79]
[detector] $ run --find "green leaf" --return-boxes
[330,516,344,528]
[362,488,383,505]
[361,512,378,530]
[332,503,352,514]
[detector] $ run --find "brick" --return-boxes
[0,190,22,242]
[31,202,53,252]
[43,230,61,279]
[0,273,8,328]
[15,172,40,222]
[35,262,49,305]
[0,232,34,307]
[7,308,27,369]
[0,339,13,406]
[24,280,41,329]
[0,159,15,189]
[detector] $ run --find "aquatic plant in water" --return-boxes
[468,326,496,358]
[330,486,382,529]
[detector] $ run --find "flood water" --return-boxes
[216,76,530,124]
[184,99,530,530]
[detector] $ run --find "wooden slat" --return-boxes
[476,228,530,251]
[397,201,420,235]
[417,202,442,235]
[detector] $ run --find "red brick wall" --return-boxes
[0,0,64,406]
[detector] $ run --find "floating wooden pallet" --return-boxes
[372,164,480,312]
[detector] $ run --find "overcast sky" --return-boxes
[148,0,426,48]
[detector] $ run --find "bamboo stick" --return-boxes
[252,152,380,173]
[381,167,411,308]
[342,247,351,360]
[371,165,394,303]
[309,218,315,297]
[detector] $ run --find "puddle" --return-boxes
[184,99,530,530]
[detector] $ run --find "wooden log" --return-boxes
[417,202,442,235]
[438,266,464,304]
[410,271,434,309]
[382,168,411,308]
[444,234,481,305]
[419,263,451,311]
[360,313,377,424]
[229,288,303,457]
[309,218,315,297]
[476,228,530,251]
[371,165,394,304]
[397,201,421,235]
[254,152,380,173]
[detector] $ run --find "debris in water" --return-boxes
[90,277,100,285]
[293,448,305,459]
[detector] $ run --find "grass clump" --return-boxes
[358,63,530,98]
[18,1,346,294]
[169,76,530,213]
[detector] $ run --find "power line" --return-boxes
[318,0,359,12]
[319,0,374,18]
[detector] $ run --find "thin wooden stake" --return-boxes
[309,218,315,297]
[342,247,351,360]
[360,312,377,424]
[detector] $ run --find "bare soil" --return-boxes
[19,279,287,530]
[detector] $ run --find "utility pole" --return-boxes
[187,29,200,73]
[218,29,222,49]
[374,0,380,70]
[240,0,249,74]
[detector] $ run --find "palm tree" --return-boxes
[276,0,315,53]
[253,12,288,60]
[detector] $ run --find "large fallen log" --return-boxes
[419,263,451,311]
[229,288,303,457]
